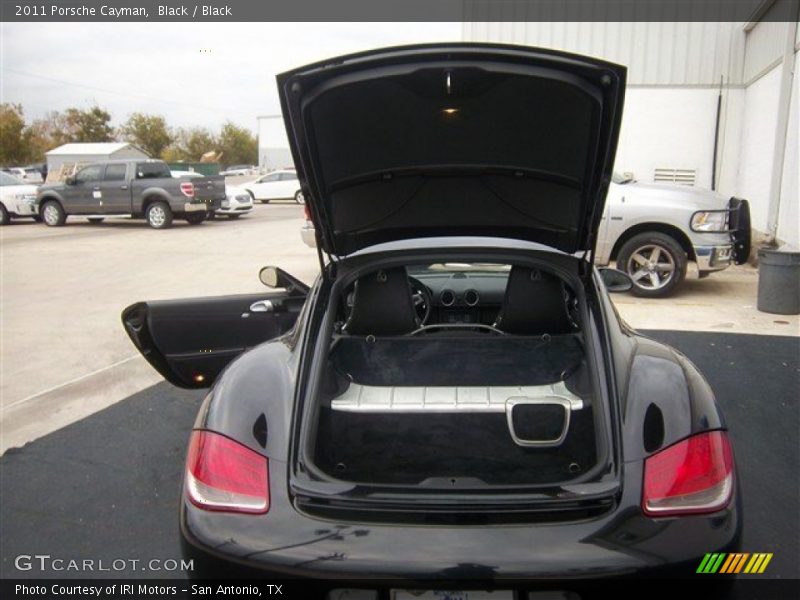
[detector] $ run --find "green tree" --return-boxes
[63,105,115,143]
[217,121,257,167]
[163,127,218,162]
[23,118,56,162]
[0,103,28,165]
[120,113,172,158]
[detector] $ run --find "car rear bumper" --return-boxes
[184,200,221,212]
[180,460,742,580]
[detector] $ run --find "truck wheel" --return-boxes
[41,200,66,227]
[0,203,8,225]
[185,213,205,225]
[87,217,104,224]
[617,232,687,298]
[146,201,173,229]
[294,190,305,204]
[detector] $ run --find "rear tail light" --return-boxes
[185,430,269,514]
[179,182,195,198]
[642,430,733,517]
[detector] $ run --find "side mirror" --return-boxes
[259,266,310,295]
[599,267,633,293]
[65,176,75,185]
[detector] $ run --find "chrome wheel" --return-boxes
[43,204,61,226]
[148,206,166,228]
[626,244,676,291]
[294,190,305,204]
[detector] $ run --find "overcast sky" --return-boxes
[1,22,461,133]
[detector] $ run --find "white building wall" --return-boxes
[777,51,799,247]
[464,19,799,245]
[110,147,150,160]
[615,87,744,193]
[462,21,746,85]
[737,66,782,234]
[463,21,747,191]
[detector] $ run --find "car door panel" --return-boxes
[122,292,305,388]
[97,163,131,213]
[280,173,299,197]
[65,165,104,214]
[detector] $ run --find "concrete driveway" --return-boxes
[1,203,797,453]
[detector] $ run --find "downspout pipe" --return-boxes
[711,76,723,192]
[765,16,799,245]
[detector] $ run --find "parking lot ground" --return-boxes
[0,202,313,452]
[612,263,800,335]
[1,331,797,587]
[1,206,798,453]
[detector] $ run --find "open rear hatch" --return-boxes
[280,45,625,518]
[279,43,625,258]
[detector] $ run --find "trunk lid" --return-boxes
[278,43,626,257]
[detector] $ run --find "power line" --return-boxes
[4,68,224,113]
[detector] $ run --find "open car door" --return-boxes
[122,288,306,389]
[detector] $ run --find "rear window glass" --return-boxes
[136,162,171,179]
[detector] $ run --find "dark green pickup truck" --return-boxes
[36,159,225,229]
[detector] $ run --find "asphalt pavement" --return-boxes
[0,331,798,588]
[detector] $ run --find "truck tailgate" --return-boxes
[190,176,227,202]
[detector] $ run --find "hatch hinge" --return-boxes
[579,248,594,280]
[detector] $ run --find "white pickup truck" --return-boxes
[300,172,750,297]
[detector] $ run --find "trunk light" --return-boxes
[642,430,733,517]
[180,182,195,198]
[185,430,269,514]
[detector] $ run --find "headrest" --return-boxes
[344,267,419,336]
[494,267,572,335]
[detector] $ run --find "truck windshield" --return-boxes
[136,162,171,179]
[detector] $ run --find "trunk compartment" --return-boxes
[313,334,599,487]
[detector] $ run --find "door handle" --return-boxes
[247,300,274,313]
[120,185,128,190]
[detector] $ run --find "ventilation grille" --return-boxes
[654,168,697,186]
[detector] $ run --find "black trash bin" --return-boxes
[757,248,800,315]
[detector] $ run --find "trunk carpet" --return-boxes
[315,407,596,485]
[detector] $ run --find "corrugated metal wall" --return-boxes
[742,0,799,85]
[462,21,747,86]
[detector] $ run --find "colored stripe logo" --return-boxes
[697,552,773,574]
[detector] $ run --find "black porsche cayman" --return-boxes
[123,44,741,596]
